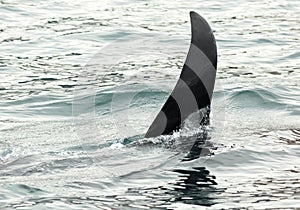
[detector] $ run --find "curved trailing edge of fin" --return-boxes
[145,11,217,138]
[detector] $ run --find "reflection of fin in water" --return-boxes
[173,167,217,187]
[145,11,217,138]
[116,167,223,208]
[169,167,220,206]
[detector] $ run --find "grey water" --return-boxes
[0,0,300,209]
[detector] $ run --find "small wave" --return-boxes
[228,86,299,111]
[259,129,300,145]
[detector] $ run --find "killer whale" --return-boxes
[145,11,217,138]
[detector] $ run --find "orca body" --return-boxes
[145,11,217,138]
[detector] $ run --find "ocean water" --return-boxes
[0,0,300,209]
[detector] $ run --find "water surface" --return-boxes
[0,0,299,209]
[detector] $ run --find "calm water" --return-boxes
[1,0,300,209]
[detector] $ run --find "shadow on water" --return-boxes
[111,119,225,208]
[181,128,210,162]
[165,131,223,207]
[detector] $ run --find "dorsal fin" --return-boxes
[145,11,217,138]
